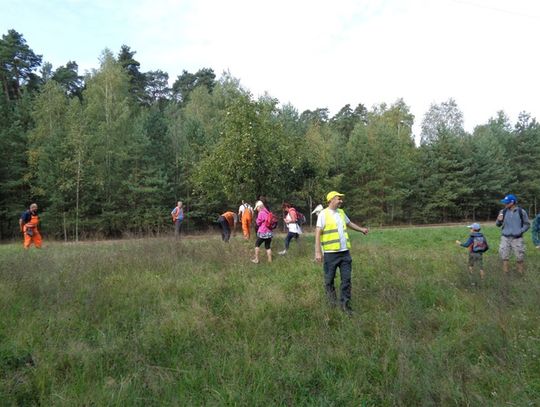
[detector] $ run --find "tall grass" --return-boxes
[1,226,539,405]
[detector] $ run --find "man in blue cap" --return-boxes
[496,194,530,274]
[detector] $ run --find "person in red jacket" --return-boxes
[19,203,42,249]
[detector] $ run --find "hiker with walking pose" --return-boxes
[251,200,277,264]
[19,203,42,249]
[279,202,303,255]
[315,191,368,315]
[456,223,488,280]
[496,194,530,274]
[171,201,184,238]
[238,200,254,240]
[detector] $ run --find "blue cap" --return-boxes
[467,223,481,231]
[500,194,517,204]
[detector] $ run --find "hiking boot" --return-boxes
[327,299,338,308]
[326,291,338,307]
[278,250,287,255]
[341,302,353,315]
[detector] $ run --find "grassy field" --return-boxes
[1,225,539,406]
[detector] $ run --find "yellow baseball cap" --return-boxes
[326,191,344,202]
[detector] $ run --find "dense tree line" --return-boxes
[1,29,539,240]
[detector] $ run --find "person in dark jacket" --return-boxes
[496,194,530,274]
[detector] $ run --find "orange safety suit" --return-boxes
[240,204,253,239]
[21,212,42,249]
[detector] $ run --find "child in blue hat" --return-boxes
[456,223,489,280]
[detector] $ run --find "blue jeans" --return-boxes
[323,251,352,306]
[284,232,299,250]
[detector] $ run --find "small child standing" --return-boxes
[456,223,489,280]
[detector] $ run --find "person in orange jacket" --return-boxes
[218,211,238,242]
[19,203,42,249]
[238,200,253,240]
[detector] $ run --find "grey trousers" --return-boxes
[174,220,183,237]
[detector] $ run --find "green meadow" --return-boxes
[1,226,539,406]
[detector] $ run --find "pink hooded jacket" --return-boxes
[256,207,272,234]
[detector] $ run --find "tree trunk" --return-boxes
[1,74,10,102]
[309,195,313,227]
[75,153,81,242]
[63,212,67,242]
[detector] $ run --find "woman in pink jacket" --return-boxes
[252,200,273,263]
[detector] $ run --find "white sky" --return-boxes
[2,0,540,137]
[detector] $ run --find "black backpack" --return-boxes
[294,209,306,226]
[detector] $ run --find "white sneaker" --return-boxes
[278,250,287,255]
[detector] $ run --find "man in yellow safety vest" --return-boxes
[315,191,369,314]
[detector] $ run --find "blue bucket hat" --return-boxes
[467,223,481,231]
[500,194,517,204]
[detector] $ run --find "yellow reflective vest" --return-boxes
[320,208,351,252]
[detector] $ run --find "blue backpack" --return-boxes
[472,234,489,253]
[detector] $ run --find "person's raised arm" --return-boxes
[348,221,369,235]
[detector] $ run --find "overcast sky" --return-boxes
[2,0,539,136]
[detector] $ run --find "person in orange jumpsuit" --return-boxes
[19,203,42,249]
[238,200,253,240]
[218,211,238,242]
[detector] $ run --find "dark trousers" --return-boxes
[323,250,352,306]
[218,216,231,242]
[284,232,299,249]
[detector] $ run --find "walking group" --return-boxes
[455,194,536,283]
[217,199,306,264]
[211,191,370,313]
[19,192,540,315]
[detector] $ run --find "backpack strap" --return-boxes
[503,206,524,228]
[289,208,298,222]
